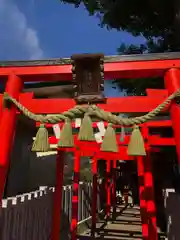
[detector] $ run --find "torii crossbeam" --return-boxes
[0,52,180,240]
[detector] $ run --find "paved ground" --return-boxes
[78,205,167,240]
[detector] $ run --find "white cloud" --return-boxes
[0,0,44,60]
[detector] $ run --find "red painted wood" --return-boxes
[146,89,168,97]
[37,119,172,128]
[0,54,178,240]
[7,96,168,113]
[137,156,149,239]
[0,58,180,80]
[142,126,158,240]
[91,156,98,237]
[51,150,65,240]
[0,74,22,201]
[106,160,111,218]
[112,160,117,218]
[71,150,80,240]
[0,88,171,114]
[48,134,175,146]
[149,136,175,146]
[146,120,172,127]
[0,65,71,81]
[165,68,180,164]
[95,150,131,160]
[50,136,133,160]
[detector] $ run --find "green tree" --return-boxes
[61,0,180,95]
[61,0,180,51]
[112,41,164,96]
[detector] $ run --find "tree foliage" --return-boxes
[61,0,180,51]
[61,0,180,95]
[112,77,164,96]
[113,41,165,96]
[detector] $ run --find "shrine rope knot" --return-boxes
[2,89,180,156]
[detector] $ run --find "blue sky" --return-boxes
[0,0,145,95]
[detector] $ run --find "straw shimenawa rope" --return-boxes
[3,90,180,154]
[3,90,180,125]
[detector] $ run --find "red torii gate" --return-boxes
[0,52,180,240]
[45,118,174,240]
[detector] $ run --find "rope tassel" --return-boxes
[101,123,118,152]
[32,124,50,152]
[78,114,95,141]
[58,118,74,148]
[128,125,146,156]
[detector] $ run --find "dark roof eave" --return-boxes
[0,52,180,67]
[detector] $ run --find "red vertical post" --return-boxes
[0,96,3,122]
[0,74,22,201]
[112,159,116,219]
[142,126,158,240]
[91,155,97,238]
[164,68,180,163]
[71,149,80,240]
[137,156,148,240]
[106,159,111,219]
[51,150,65,240]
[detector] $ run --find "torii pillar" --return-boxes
[165,68,180,163]
[0,74,22,201]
